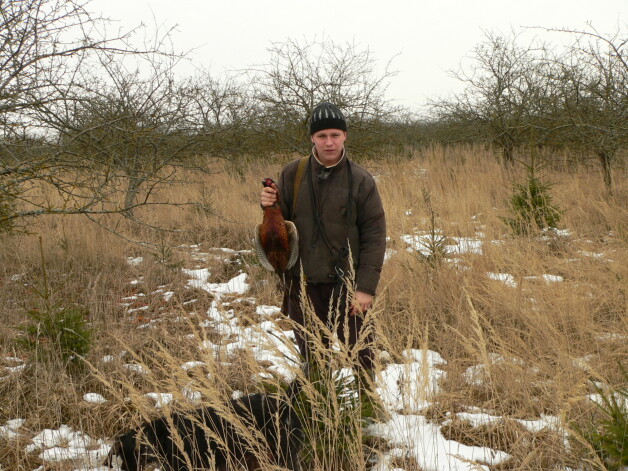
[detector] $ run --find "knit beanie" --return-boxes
[309,102,347,135]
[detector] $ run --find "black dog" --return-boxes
[105,393,302,470]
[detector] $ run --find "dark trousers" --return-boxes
[282,280,375,370]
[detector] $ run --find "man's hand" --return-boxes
[350,290,373,315]
[260,183,278,207]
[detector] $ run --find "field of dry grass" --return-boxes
[0,145,626,470]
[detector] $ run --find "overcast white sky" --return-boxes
[90,0,625,111]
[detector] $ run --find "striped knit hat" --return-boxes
[309,102,347,135]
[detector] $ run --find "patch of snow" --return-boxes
[182,267,211,287]
[5,364,26,374]
[587,391,628,411]
[127,305,149,313]
[463,354,528,387]
[208,273,250,297]
[145,392,174,408]
[26,424,110,468]
[256,305,281,317]
[40,446,84,461]
[371,452,407,471]
[401,234,443,257]
[402,349,447,367]
[4,356,24,363]
[226,296,257,305]
[367,413,511,470]
[186,272,250,299]
[0,418,24,439]
[182,387,202,403]
[384,248,397,262]
[448,410,565,445]
[191,252,210,261]
[596,332,627,342]
[448,257,466,267]
[486,272,517,287]
[579,250,607,260]
[123,363,148,375]
[401,234,483,258]
[253,371,275,381]
[378,350,447,413]
[542,274,564,283]
[126,256,143,266]
[181,361,205,371]
[448,237,483,255]
[550,228,572,237]
[218,247,237,253]
[83,393,107,404]
[200,339,219,350]
[572,354,596,370]
[523,274,565,284]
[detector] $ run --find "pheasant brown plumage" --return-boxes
[255,178,299,277]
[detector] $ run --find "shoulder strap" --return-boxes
[291,156,309,219]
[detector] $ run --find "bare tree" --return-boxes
[432,31,564,164]
[248,38,399,155]
[44,54,203,217]
[0,0,186,231]
[0,0,127,230]
[549,25,627,190]
[0,0,132,129]
[180,68,259,162]
[182,68,251,129]
[430,26,626,186]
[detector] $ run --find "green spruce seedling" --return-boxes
[501,162,562,235]
[17,237,92,369]
[581,368,628,470]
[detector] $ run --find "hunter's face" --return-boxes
[311,129,347,166]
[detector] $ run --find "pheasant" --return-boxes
[254,178,299,279]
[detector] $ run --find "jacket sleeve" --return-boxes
[355,176,386,295]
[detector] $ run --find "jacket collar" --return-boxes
[311,146,346,169]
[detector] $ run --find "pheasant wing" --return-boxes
[285,221,299,270]
[254,223,276,272]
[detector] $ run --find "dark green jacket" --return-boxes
[277,153,386,295]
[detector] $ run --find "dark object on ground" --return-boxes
[104,392,302,470]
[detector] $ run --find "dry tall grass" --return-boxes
[0,145,626,470]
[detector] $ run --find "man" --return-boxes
[260,102,386,387]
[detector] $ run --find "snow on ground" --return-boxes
[1,243,587,471]
[401,232,483,258]
[367,414,511,471]
[83,393,107,404]
[125,256,143,266]
[25,425,110,468]
[486,272,517,287]
[378,349,447,412]
[0,418,24,440]
[183,268,250,299]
